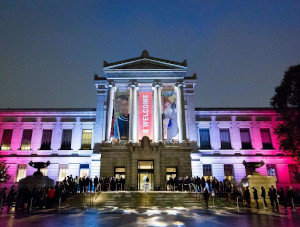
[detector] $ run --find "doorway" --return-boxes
[138,160,154,190]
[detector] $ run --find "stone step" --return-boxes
[65,192,237,208]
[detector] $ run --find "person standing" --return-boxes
[7,185,15,212]
[278,187,286,210]
[203,187,209,208]
[270,185,279,210]
[261,186,268,210]
[252,187,259,209]
[286,186,295,213]
[94,176,99,192]
[143,175,149,193]
[244,186,251,207]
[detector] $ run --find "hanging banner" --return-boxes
[139,92,153,139]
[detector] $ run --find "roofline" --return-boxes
[195,107,274,111]
[0,108,96,112]
[103,50,187,69]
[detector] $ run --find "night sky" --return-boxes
[0,0,299,109]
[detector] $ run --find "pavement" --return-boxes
[0,205,299,227]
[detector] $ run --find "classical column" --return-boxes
[105,82,116,142]
[152,82,163,142]
[128,82,139,143]
[175,82,186,142]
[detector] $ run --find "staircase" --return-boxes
[65,191,236,208]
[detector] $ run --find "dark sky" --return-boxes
[0,0,299,109]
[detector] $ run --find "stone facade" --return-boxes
[0,51,299,190]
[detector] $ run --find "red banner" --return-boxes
[139,92,153,140]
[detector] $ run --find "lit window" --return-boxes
[115,167,126,179]
[1,129,13,150]
[15,164,27,182]
[81,129,92,150]
[260,129,273,149]
[40,129,52,150]
[138,161,154,170]
[166,167,177,180]
[20,129,33,150]
[79,164,89,178]
[203,164,212,179]
[240,128,252,149]
[199,129,211,149]
[224,164,234,180]
[220,129,232,149]
[61,129,72,150]
[40,167,48,176]
[58,164,68,181]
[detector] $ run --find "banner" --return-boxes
[139,92,153,139]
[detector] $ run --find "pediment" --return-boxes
[103,50,187,71]
[113,59,181,70]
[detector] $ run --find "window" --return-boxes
[115,167,126,179]
[199,129,211,149]
[58,164,68,181]
[166,167,177,180]
[138,161,154,170]
[79,164,89,178]
[15,164,27,182]
[240,128,252,149]
[81,129,92,150]
[61,129,72,150]
[40,129,52,150]
[203,164,212,179]
[224,164,234,180]
[220,129,232,149]
[40,167,48,176]
[1,129,13,150]
[288,164,299,183]
[266,164,277,181]
[260,129,273,149]
[20,129,33,150]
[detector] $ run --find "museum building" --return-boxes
[0,50,299,190]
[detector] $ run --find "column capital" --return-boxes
[152,82,162,88]
[105,82,116,88]
[128,82,139,88]
[175,82,186,88]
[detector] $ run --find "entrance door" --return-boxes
[138,161,154,190]
[138,172,154,190]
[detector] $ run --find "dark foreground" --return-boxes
[0,206,299,227]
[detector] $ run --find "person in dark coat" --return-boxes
[270,185,279,210]
[203,187,209,208]
[252,187,259,209]
[120,177,125,191]
[261,186,268,209]
[278,187,286,209]
[201,177,205,192]
[7,185,16,211]
[244,186,251,207]
[94,176,99,192]
[286,186,295,212]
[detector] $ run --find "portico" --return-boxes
[95,50,193,190]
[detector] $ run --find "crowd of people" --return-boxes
[0,175,126,212]
[0,174,299,212]
[166,176,299,211]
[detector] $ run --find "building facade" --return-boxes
[0,51,299,190]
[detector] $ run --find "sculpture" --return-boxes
[242,160,265,175]
[29,161,50,176]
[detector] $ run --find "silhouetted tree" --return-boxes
[271,65,300,168]
[0,160,11,184]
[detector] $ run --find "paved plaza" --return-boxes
[0,206,299,227]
